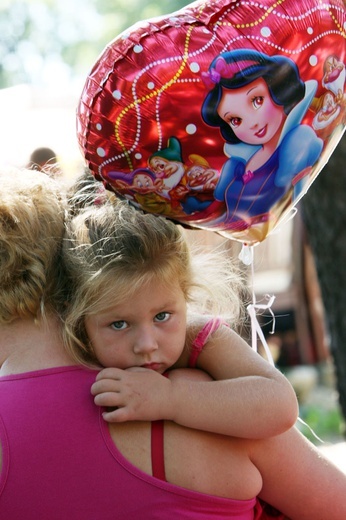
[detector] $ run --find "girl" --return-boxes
[62,195,298,439]
[201,49,323,228]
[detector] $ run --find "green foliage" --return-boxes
[0,0,190,89]
[298,403,345,445]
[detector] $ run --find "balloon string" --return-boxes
[247,296,276,366]
[297,416,324,443]
[239,244,276,366]
[239,243,324,444]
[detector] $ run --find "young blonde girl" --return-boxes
[61,195,297,439]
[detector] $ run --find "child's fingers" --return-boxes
[91,378,120,396]
[95,367,124,381]
[101,408,129,423]
[93,391,121,407]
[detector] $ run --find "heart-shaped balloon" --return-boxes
[77,0,346,245]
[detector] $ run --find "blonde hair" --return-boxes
[62,198,244,366]
[0,167,67,323]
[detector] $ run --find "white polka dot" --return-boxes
[186,124,197,135]
[309,55,318,67]
[135,153,142,160]
[97,147,106,157]
[260,27,271,38]
[147,82,155,90]
[96,123,102,131]
[112,90,121,100]
[190,62,200,73]
[133,45,143,54]
[307,27,313,35]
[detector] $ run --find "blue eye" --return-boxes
[111,320,128,330]
[154,312,170,323]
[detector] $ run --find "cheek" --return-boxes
[265,103,284,126]
[85,326,116,363]
[85,320,97,346]
[94,341,126,368]
[234,126,246,140]
[173,315,187,344]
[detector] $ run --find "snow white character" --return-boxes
[201,49,323,228]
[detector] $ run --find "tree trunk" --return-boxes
[302,136,346,430]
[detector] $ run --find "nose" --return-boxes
[133,325,159,356]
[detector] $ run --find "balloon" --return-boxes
[77,0,346,245]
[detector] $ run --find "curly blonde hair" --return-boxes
[62,197,244,367]
[0,167,67,323]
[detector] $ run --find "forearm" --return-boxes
[166,373,298,438]
[252,427,346,519]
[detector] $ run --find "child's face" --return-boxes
[85,278,187,372]
[217,78,285,145]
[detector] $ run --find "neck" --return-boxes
[0,313,76,376]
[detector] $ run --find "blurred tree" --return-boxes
[0,0,189,89]
[303,137,346,430]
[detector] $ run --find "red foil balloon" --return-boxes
[77,0,346,245]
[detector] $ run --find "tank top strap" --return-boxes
[151,420,166,481]
[188,317,229,368]
[151,370,170,481]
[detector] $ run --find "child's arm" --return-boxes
[91,316,298,439]
[172,320,298,438]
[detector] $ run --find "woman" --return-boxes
[0,167,345,519]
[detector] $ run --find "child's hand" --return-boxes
[91,367,173,423]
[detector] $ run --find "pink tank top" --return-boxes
[0,365,260,519]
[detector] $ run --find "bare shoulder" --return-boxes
[186,314,242,348]
[185,314,213,341]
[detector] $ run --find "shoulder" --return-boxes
[185,314,214,346]
[280,124,322,152]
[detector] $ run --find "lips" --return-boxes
[141,363,162,371]
[255,125,267,138]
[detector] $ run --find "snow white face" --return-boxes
[216,78,286,146]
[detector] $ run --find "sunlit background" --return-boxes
[0,0,189,177]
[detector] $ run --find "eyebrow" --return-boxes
[246,86,258,95]
[220,83,262,119]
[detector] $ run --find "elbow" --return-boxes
[283,398,299,432]
[276,385,300,435]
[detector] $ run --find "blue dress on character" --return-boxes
[210,80,323,226]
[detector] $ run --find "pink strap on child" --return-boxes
[188,317,229,368]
